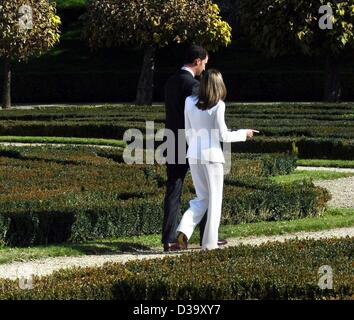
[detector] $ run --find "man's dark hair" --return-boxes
[184,45,208,64]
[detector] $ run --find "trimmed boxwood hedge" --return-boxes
[231,137,354,160]
[0,103,352,158]
[0,146,329,246]
[0,237,352,300]
[229,153,297,176]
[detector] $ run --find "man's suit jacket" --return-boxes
[164,70,199,165]
[165,70,199,133]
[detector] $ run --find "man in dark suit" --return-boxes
[162,45,227,252]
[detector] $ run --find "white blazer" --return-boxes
[184,95,247,163]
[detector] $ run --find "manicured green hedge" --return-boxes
[118,238,353,300]
[230,153,297,176]
[0,179,328,246]
[0,121,149,139]
[0,238,352,300]
[0,104,352,158]
[222,179,329,224]
[0,120,352,140]
[231,137,354,160]
[0,146,328,246]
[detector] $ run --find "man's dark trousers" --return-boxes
[162,161,207,244]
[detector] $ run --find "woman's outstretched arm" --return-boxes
[215,102,248,142]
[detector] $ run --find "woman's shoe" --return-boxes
[177,231,188,250]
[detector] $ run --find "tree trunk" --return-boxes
[135,45,156,106]
[2,58,11,109]
[324,54,342,102]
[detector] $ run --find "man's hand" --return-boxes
[246,129,260,139]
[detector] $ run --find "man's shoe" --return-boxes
[177,231,188,250]
[163,242,181,252]
[199,239,228,247]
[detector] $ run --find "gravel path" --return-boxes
[313,176,354,208]
[297,166,354,173]
[296,166,354,208]
[0,227,353,281]
[1,104,117,109]
[0,142,121,149]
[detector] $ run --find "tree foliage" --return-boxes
[82,0,232,105]
[83,0,232,51]
[0,0,61,61]
[236,0,354,57]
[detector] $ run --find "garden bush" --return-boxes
[0,104,352,158]
[0,146,329,246]
[0,237,352,300]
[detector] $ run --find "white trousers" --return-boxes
[177,160,224,250]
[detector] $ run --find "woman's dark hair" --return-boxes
[184,45,208,64]
[196,69,227,110]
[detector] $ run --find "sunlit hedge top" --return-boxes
[0,0,61,61]
[82,0,232,51]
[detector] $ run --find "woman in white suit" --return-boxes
[176,69,259,250]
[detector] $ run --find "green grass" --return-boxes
[297,159,354,168]
[0,246,82,265]
[219,208,354,239]
[0,208,353,265]
[270,170,354,184]
[0,136,126,147]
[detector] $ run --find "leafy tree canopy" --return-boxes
[237,0,354,57]
[83,0,232,51]
[0,0,61,61]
